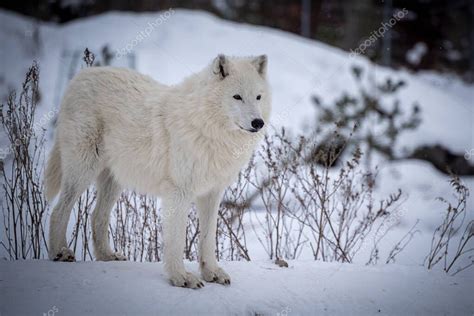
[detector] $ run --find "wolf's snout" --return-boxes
[251,119,265,130]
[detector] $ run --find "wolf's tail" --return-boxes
[45,141,62,201]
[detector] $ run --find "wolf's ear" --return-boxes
[212,54,229,80]
[251,55,267,77]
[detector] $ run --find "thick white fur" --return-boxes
[45,54,271,288]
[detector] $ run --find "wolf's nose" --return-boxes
[251,119,265,130]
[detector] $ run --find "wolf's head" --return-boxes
[210,54,271,134]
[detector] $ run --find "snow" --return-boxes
[1,9,472,153]
[1,7,474,315]
[1,260,473,315]
[406,42,428,65]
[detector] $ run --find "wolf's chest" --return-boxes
[194,147,244,186]
[174,137,254,195]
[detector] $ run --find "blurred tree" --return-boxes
[300,0,311,37]
[381,0,393,66]
[393,0,472,78]
[311,65,421,166]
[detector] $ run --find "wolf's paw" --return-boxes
[96,251,127,261]
[201,266,231,285]
[169,271,204,289]
[52,247,76,262]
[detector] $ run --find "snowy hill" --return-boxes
[0,8,473,316]
[1,9,472,153]
[1,260,473,315]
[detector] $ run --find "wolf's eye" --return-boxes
[256,95,261,100]
[233,94,242,100]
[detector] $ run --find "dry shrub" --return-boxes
[112,192,161,262]
[247,128,403,263]
[217,163,252,261]
[426,175,473,275]
[0,62,48,259]
[247,130,306,260]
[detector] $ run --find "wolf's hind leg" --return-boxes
[48,174,92,261]
[92,168,125,261]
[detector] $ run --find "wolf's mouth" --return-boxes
[238,125,259,133]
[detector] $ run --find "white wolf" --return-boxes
[45,54,271,288]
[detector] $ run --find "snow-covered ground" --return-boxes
[1,8,473,315]
[1,260,473,315]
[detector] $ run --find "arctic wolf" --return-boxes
[45,54,271,288]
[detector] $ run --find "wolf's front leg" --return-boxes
[196,189,231,285]
[162,192,204,289]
